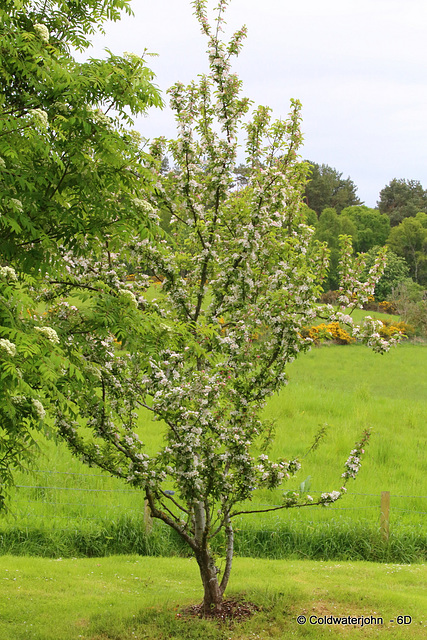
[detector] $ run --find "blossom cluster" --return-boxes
[31,399,46,421]
[0,338,17,357]
[342,450,363,480]
[118,288,138,308]
[341,430,370,481]
[320,490,342,505]
[352,316,401,352]
[0,266,18,281]
[90,108,112,127]
[35,326,60,344]
[337,236,388,311]
[30,108,49,130]
[33,23,49,43]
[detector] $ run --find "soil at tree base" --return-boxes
[179,597,260,623]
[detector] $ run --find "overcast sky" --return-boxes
[80,0,427,207]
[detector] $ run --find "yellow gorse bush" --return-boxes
[301,319,413,345]
[326,322,355,344]
[379,320,414,338]
[301,322,354,345]
[378,300,397,314]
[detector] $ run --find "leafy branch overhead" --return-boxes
[0,0,162,505]
[0,2,162,270]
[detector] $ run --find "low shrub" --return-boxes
[362,295,378,311]
[319,290,339,304]
[302,319,414,345]
[390,280,427,336]
[379,319,415,338]
[362,298,398,314]
[301,322,354,345]
[379,300,398,314]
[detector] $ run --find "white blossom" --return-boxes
[91,109,111,126]
[34,23,49,42]
[0,338,17,357]
[119,289,138,308]
[35,326,60,344]
[30,109,48,129]
[31,399,46,420]
[321,490,341,504]
[9,198,23,213]
[0,266,18,281]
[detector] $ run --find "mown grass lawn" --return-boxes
[1,555,426,640]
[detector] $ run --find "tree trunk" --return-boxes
[146,495,235,616]
[195,515,234,615]
[193,499,223,614]
[196,547,223,614]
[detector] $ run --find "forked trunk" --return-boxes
[196,548,223,614]
[147,494,234,617]
[194,512,234,616]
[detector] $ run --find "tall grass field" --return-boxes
[1,340,426,561]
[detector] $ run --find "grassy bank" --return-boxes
[1,515,425,563]
[1,555,426,639]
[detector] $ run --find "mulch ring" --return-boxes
[179,598,260,624]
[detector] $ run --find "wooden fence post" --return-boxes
[380,491,390,542]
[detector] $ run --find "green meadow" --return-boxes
[1,339,426,561]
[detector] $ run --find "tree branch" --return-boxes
[231,499,326,518]
[146,489,197,551]
[219,514,233,595]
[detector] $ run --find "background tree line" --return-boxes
[300,162,427,292]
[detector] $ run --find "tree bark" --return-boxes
[219,515,234,595]
[195,547,223,614]
[193,499,223,613]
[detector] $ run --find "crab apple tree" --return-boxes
[54,0,397,615]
